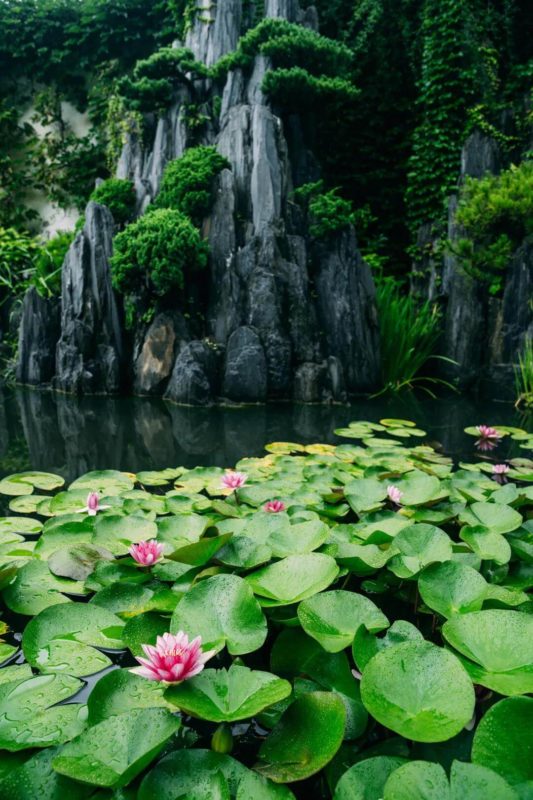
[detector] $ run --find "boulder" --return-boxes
[16,287,60,385]
[222,326,267,401]
[133,312,189,395]
[165,340,221,405]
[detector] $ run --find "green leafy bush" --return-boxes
[32,231,74,297]
[90,179,136,226]
[295,182,355,238]
[155,146,230,224]
[0,418,532,795]
[118,47,207,113]
[375,277,450,394]
[0,227,37,305]
[110,208,208,299]
[452,161,533,294]
[515,337,533,410]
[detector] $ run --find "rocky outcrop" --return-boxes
[16,0,381,404]
[16,287,60,385]
[54,202,123,394]
[133,312,189,395]
[439,133,531,391]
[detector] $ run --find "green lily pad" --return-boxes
[382,759,518,800]
[87,669,171,724]
[352,620,424,671]
[0,674,87,750]
[0,517,43,535]
[388,523,453,578]
[256,692,346,782]
[2,560,86,615]
[0,472,64,496]
[468,502,522,534]
[472,696,533,785]
[297,590,388,652]
[418,561,488,617]
[245,553,339,606]
[170,573,267,654]
[69,470,135,495]
[460,525,512,564]
[360,640,475,742]
[121,611,170,656]
[48,543,114,580]
[333,756,407,800]
[0,747,93,800]
[165,663,291,722]
[442,610,533,695]
[52,708,180,788]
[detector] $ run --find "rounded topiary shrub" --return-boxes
[110,207,208,298]
[90,178,136,226]
[155,145,230,224]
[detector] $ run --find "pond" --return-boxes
[0,387,529,482]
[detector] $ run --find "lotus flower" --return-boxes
[221,471,247,491]
[130,539,165,566]
[264,500,286,513]
[492,463,510,484]
[476,425,502,441]
[387,485,403,505]
[76,491,110,516]
[476,438,497,452]
[131,631,215,683]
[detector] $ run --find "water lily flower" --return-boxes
[264,500,286,513]
[475,438,497,452]
[131,631,216,684]
[221,471,247,491]
[476,425,502,441]
[129,539,165,566]
[76,491,110,516]
[492,463,510,484]
[387,485,403,505]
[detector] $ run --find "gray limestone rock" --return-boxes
[222,326,267,401]
[54,202,123,394]
[165,340,221,405]
[133,312,189,395]
[16,287,60,385]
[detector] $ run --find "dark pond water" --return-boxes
[0,386,530,482]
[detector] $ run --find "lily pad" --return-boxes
[472,696,533,785]
[245,553,339,606]
[442,610,533,695]
[52,707,180,788]
[2,560,86,616]
[333,756,406,800]
[256,692,346,782]
[165,663,291,722]
[297,590,388,652]
[170,573,267,654]
[360,640,475,742]
[418,561,488,617]
[87,669,171,724]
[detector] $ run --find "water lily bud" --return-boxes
[211,722,233,754]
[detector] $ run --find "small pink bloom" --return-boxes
[76,491,110,516]
[492,464,510,475]
[221,471,247,490]
[476,425,502,441]
[387,485,403,505]
[264,500,286,513]
[130,539,165,566]
[131,631,216,684]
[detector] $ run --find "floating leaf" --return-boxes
[3,560,86,616]
[170,573,267,654]
[87,669,171,724]
[165,663,291,722]
[256,692,346,782]
[334,756,406,800]
[52,708,180,788]
[472,696,533,785]
[352,620,424,672]
[360,641,474,742]
[297,590,388,652]
[418,561,487,617]
[245,553,339,606]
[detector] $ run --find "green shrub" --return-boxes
[90,178,136,226]
[295,183,355,238]
[452,161,533,294]
[155,146,230,224]
[118,47,207,113]
[375,277,451,394]
[110,208,208,299]
[32,231,73,297]
[0,227,37,305]
[515,337,533,410]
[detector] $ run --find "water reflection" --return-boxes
[0,386,527,482]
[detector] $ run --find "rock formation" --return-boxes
[16,0,381,402]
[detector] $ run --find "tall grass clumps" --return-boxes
[0,419,532,796]
[374,277,450,395]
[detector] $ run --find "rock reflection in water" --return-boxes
[0,386,524,482]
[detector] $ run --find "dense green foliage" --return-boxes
[155,146,230,224]
[110,208,208,302]
[0,227,72,302]
[295,182,356,238]
[0,419,532,795]
[90,179,136,226]
[375,277,447,394]
[514,338,533,409]
[452,161,533,294]
[32,231,73,297]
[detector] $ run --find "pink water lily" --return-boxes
[387,485,403,505]
[492,463,510,484]
[476,438,498,452]
[221,471,247,490]
[131,631,216,684]
[264,500,286,513]
[129,539,165,566]
[76,491,110,516]
[476,425,502,441]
